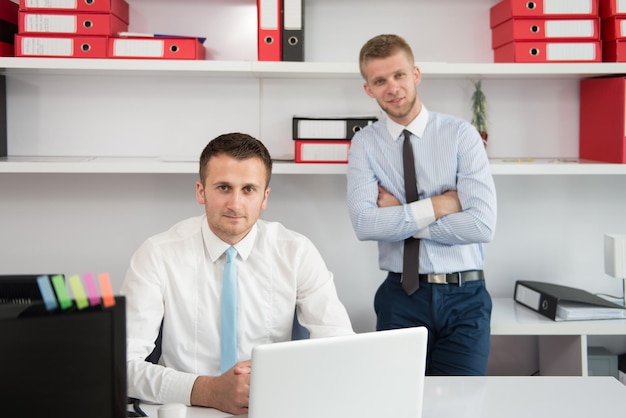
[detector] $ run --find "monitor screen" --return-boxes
[0,293,127,418]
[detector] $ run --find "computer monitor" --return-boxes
[0,274,46,305]
[0,275,127,418]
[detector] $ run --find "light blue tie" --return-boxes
[220,246,238,374]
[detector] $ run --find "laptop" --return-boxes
[246,326,428,418]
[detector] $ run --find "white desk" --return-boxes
[140,376,626,418]
[491,297,626,375]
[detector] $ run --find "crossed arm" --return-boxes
[377,184,461,219]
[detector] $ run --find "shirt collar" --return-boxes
[201,215,257,262]
[385,105,429,141]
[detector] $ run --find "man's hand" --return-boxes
[431,190,461,219]
[377,184,400,208]
[190,360,251,415]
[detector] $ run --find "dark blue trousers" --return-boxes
[375,272,492,375]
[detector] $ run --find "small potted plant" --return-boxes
[471,80,488,148]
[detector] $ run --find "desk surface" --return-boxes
[491,297,626,335]
[140,376,626,418]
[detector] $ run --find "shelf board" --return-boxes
[2,58,626,79]
[489,159,626,175]
[1,157,625,175]
[491,298,626,336]
[0,58,254,77]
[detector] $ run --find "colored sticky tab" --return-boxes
[51,274,73,310]
[82,272,101,306]
[68,274,89,310]
[97,272,116,308]
[36,275,58,311]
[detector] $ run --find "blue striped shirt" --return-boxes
[346,106,497,274]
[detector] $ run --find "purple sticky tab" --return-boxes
[82,272,101,306]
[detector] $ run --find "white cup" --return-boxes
[157,403,187,418]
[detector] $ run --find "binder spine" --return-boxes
[18,0,130,24]
[18,12,128,36]
[282,0,303,61]
[292,117,378,140]
[294,140,351,163]
[514,281,558,320]
[257,0,281,61]
[15,35,109,58]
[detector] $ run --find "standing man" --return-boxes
[122,133,353,415]
[347,34,497,375]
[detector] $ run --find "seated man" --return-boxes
[121,132,354,415]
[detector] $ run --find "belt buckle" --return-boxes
[428,273,448,284]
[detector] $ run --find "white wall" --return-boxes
[1,173,625,334]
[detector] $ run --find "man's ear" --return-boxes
[363,82,375,98]
[261,187,270,210]
[195,181,205,205]
[413,66,422,86]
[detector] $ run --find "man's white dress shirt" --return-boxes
[121,215,353,405]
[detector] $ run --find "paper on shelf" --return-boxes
[556,301,626,321]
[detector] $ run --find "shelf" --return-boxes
[0,157,348,174]
[2,58,626,79]
[489,159,626,175]
[1,157,625,175]
[491,298,626,336]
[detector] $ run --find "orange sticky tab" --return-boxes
[97,272,116,308]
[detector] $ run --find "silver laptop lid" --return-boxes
[248,327,428,418]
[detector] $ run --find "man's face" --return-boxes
[196,154,270,245]
[362,50,422,126]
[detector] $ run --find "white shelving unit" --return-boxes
[3,57,626,80]
[3,156,626,175]
[2,58,626,175]
[491,298,626,376]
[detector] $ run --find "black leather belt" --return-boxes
[418,270,484,285]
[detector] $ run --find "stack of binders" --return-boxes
[15,0,129,58]
[0,0,18,57]
[490,0,601,63]
[292,116,377,163]
[600,0,626,61]
[257,0,304,62]
[14,0,205,60]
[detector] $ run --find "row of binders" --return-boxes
[490,0,626,62]
[258,0,304,61]
[2,0,303,60]
[3,0,205,59]
[292,116,377,163]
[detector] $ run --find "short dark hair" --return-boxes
[199,132,272,187]
[358,34,415,79]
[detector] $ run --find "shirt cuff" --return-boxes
[409,198,435,239]
[160,370,199,406]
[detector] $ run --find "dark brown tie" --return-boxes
[402,129,420,295]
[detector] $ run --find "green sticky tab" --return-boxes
[51,274,73,310]
[68,274,89,310]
